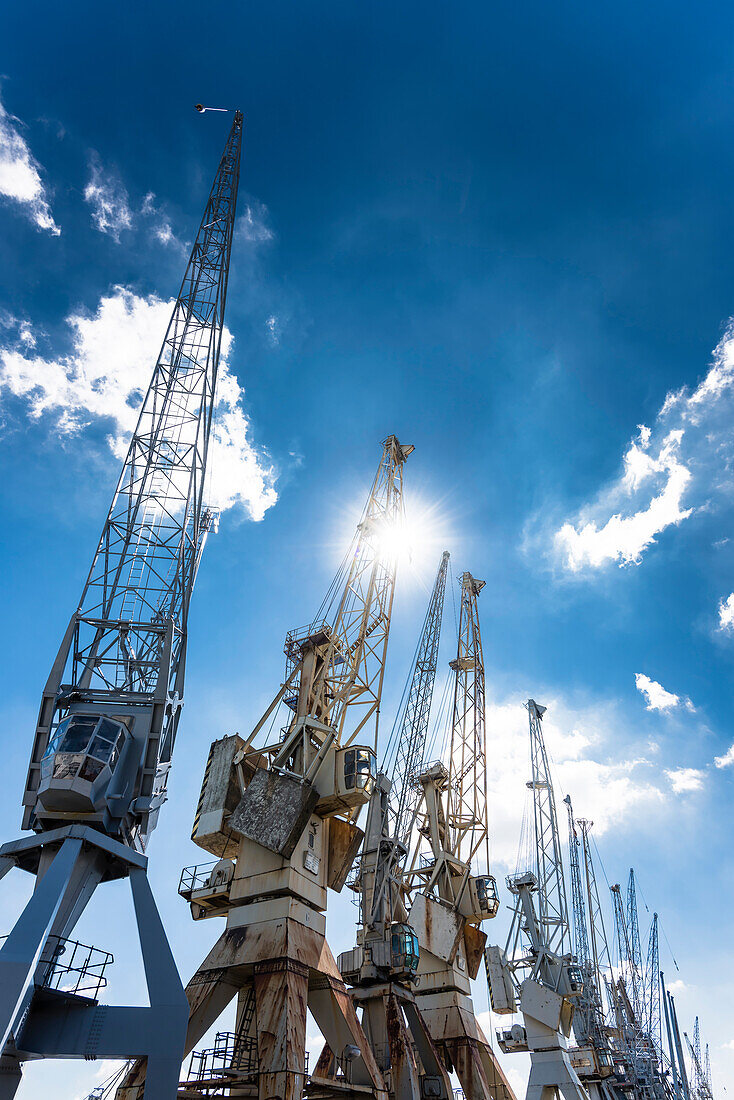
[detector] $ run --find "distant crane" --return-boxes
[119,435,413,1100]
[485,700,587,1100]
[405,573,511,1100]
[563,798,616,1097]
[0,110,243,1099]
[685,1019,714,1100]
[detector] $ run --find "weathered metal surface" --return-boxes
[326,817,364,892]
[191,735,246,857]
[520,977,567,1031]
[463,922,487,980]
[485,944,517,1014]
[417,989,518,1100]
[229,769,320,858]
[254,958,309,1100]
[409,893,464,965]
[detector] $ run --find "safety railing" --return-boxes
[39,935,112,998]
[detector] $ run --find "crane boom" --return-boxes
[22,111,243,849]
[386,549,450,849]
[0,110,245,1100]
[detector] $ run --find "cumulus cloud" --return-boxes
[0,93,59,234]
[718,593,734,632]
[554,323,734,571]
[665,767,705,794]
[476,694,665,868]
[714,744,734,769]
[0,286,277,520]
[84,156,132,240]
[635,673,693,712]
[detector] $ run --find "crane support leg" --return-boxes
[417,990,512,1100]
[0,836,84,1053]
[254,959,309,1100]
[0,831,187,1100]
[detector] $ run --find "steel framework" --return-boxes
[0,110,243,1100]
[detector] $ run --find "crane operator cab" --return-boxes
[458,872,500,921]
[565,962,585,996]
[37,713,131,816]
[389,922,420,980]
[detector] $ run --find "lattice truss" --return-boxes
[565,797,610,1042]
[69,113,243,705]
[526,699,570,957]
[385,550,450,848]
[282,435,412,753]
[444,572,490,870]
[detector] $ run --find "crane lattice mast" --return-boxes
[386,549,450,849]
[527,699,570,957]
[627,870,645,1029]
[446,572,490,871]
[486,701,587,1100]
[1,110,244,1100]
[645,914,662,1064]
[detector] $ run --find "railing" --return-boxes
[0,933,117,999]
[2,933,110,1000]
[187,1031,259,1081]
[186,1032,311,1082]
[178,860,219,897]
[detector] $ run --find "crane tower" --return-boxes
[486,701,587,1100]
[120,435,412,1100]
[405,572,511,1100]
[336,551,454,1099]
[0,111,244,1098]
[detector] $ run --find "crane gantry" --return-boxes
[0,110,243,1099]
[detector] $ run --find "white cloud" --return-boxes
[266,314,279,344]
[479,694,665,868]
[0,286,277,520]
[154,222,174,245]
[84,156,132,240]
[665,767,705,794]
[635,673,692,712]
[140,190,182,249]
[667,979,687,995]
[718,593,734,632]
[554,323,734,571]
[0,93,59,234]
[237,202,273,243]
[555,428,692,570]
[714,744,734,769]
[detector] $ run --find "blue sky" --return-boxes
[1,1,733,1095]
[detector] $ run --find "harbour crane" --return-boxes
[404,572,511,1100]
[685,1019,714,1100]
[120,435,413,1100]
[485,701,587,1100]
[0,110,244,1098]
[336,551,454,1099]
[563,798,616,1097]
